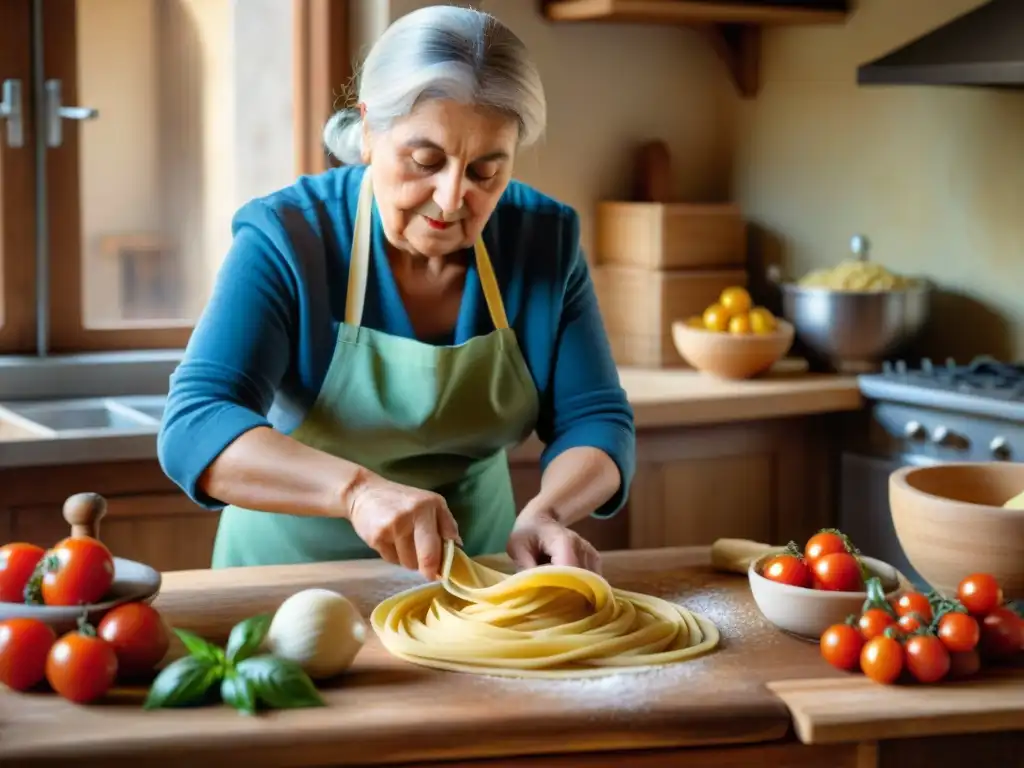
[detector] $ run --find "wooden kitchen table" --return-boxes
[1,548,1021,768]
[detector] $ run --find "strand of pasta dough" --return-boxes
[370,541,720,678]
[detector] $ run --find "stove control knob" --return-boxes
[931,425,970,450]
[903,421,927,441]
[990,436,1012,461]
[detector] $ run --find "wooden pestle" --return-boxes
[63,492,108,540]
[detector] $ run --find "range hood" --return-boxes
[857,0,1024,88]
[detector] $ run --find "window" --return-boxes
[0,0,348,356]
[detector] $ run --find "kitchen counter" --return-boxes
[2,547,1019,768]
[618,364,862,428]
[0,365,862,469]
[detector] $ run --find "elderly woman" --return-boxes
[158,5,635,580]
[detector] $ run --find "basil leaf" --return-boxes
[143,655,222,710]
[174,628,223,664]
[225,614,272,664]
[235,655,325,710]
[221,673,257,716]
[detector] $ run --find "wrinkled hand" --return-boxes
[347,474,461,580]
[506,508,601,573]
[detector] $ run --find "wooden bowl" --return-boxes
[748,549,904,640]
[890,462,1024,600]
[671,319,795,380]
[0,492,161,634]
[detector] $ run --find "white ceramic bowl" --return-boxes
[748,550,905,640]
[0,557,161,635]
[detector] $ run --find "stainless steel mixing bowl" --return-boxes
[780,281,932,373]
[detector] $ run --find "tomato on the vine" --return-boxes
[904,635,950,684]
[937,612,980,653]
[894,592,933,623]
[812,552,863,592]
[897,613,923,634]
[956,573,1003,617]
[804,531,848,564]
[978,607,1023,661]
[859,608,896,640]
[0,617,56,691]
[861,634,904,684]
[97,602,170,677]
[46,625,118,704]
[762,554,812,588]
[38,537,115,607]
[0,543,45,603]
[820,622,864,670]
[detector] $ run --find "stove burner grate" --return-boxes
[880,356,1024,400]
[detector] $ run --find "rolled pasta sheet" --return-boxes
[370,541,720,678]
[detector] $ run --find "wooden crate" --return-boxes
[593,266,748,368]
[595,202,747,270]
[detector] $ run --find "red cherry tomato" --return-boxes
[956,573,1003,617]
[978,607,1023,661]
[804,531,848,564]
[39,537,115,607]
[937,612,980,653]
[761,554,813,588]
[819,622,864,670]
[46,628,118,704]
[97,602,171,677]
[861,635,904,684]
[859,608,896,641]
[897,612,923,634]
[812,552,863,592]
[904,635,951,684]
[0,617,56,691]
[0,543,45,602]
[894,592,933,623]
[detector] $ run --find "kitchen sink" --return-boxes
[0,397,164,435]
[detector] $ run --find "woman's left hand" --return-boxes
[507,507,601,573]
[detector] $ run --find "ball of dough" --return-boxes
[266,588,367,680]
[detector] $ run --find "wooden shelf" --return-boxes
[540,1,850,98]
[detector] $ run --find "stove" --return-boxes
[858,356,1024,422]
[839,356,1023,590]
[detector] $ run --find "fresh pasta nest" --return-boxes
[370,541,720,678]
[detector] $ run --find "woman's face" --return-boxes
[363,99,518,259]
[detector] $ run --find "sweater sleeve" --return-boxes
[534,211,637,518]
[157,201,298,509]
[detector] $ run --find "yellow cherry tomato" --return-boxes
[748,306,778,334]
[719,287,752,317]
[702,304,730,332]
[728,314,752,335]
[685,316,704,329]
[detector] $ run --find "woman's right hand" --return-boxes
[346,474,461,580]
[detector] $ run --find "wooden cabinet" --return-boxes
[0,413,839,572]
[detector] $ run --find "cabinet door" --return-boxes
[9,493,220,572]
[628,420,834,549]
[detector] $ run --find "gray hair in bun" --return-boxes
[323,5,546,165]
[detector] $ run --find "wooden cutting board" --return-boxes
[767,670,1024,745]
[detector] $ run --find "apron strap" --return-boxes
[346,169,510,332]
[345,168,375,326]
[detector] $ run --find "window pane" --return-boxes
[76,0,296,329]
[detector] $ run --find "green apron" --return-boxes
[211,170,540,568]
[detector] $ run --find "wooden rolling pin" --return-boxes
[710,538,780,574]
